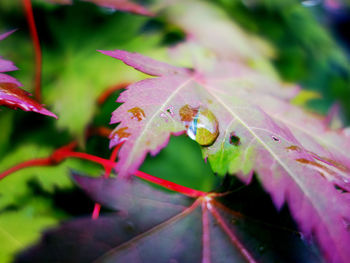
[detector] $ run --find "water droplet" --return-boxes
[229,132,241,146]
[179,105,219,146]
[128,107,145,121]
[272,136,280,142]
[343,178,349,184]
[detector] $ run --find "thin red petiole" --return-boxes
[134,170,207,198]
[92,143,123,220]
[0,142,207,199]
[0,158,51,180]
[209,204,257,263]
[22,0,42,101]
[97,82,130,105]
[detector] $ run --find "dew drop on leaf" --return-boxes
[179,104,219,146]
[229,132,241,146]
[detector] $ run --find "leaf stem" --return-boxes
[134,170,207,197]
[0,158,51,180]
[0,141,207,199]
[97,82,130,105]
[92,144,122,220]
[22,0,42,101]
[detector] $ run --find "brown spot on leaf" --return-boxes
[111,127,131,142]
[287,145,349,173]
[128,107,145,121]
[296,158,336,175]
[286,145,302,152]
[320,157,350,173]
[179,104,198,122]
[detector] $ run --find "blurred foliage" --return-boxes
[0,0,349,262]
[214,0,350,120]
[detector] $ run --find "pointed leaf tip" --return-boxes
[0,83,57,118]
[98,49,192,76]
[0,29,17,41]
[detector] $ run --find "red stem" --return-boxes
[0,143,207,199]
[134,170,206,198]
[0,158,51,180]
[22,0,42,101]
[97,82,130,105]
[201,201,211,263]
[92,144,122,220]
[209,205,257,263]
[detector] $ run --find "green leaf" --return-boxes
[0,144,101,209]
[0,198,66,263]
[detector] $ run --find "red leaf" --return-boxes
[0,83,57,118]
[0,31,57,118]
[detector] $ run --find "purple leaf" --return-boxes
[14,172,322,263]
[0,30,16,41]
[0,83,57,118]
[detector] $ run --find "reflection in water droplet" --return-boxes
[179,105,219,146]
[229,132,241,146]
[128,107,146,121]
[272,136,280,142]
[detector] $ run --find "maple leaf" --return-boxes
[14,172,322,263]
[100,49,350,262]
[0,31,57,118]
